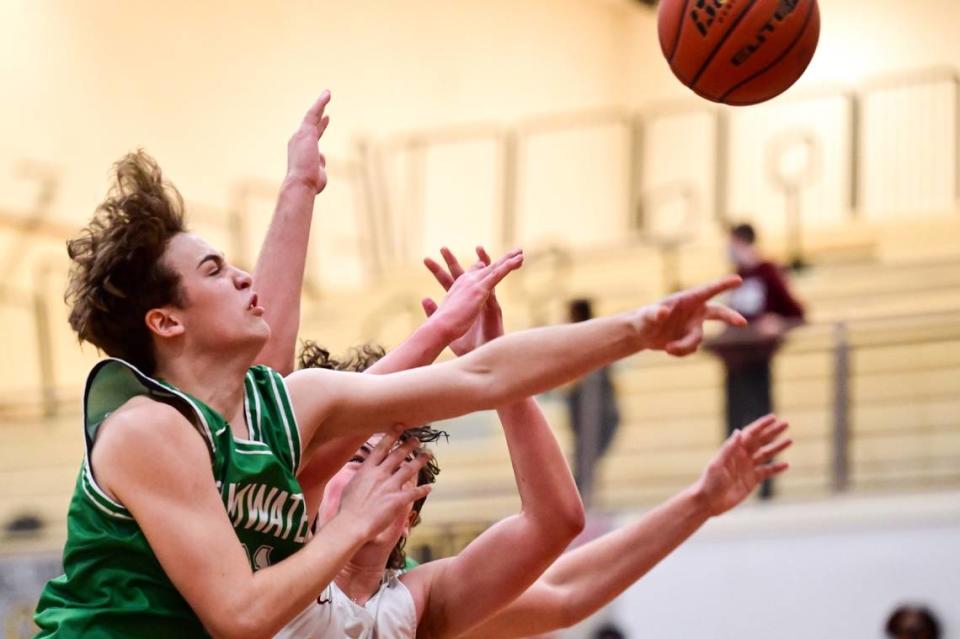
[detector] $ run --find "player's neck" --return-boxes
[153,350,251,430]
[336,544,393,606]
[739,249,761,269]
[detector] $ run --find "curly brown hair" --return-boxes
[297,339,445,570]
[65,150,187,374]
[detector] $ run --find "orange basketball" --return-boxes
[658,0,820,106]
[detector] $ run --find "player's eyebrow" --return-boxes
[197,253,225,270]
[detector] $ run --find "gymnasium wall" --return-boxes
[3,1,960,289]
[602,491,960,639]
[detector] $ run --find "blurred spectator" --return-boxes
[886,604,941,639]
[705,223,805,499]
[594,623,627,639]
[566,299,620,507]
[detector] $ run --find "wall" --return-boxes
[602,491,960,638]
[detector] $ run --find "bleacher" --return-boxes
[1,215,959,556]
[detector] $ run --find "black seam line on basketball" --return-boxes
[719,0,817,103]
[668,0,693,66]
[689,0,760,89]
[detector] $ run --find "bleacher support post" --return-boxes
[831,321,851,493]
[33,263,57,418]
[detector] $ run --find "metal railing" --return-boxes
[595,310,960,501]
[370,66,960,263]
[397,309,960,563]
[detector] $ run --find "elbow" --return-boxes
[459,361,509,411]
[565,500,587,539]
[458,349,538,411]
[532,499,585,554]
[209,622,270,639]
[554,488,587,541]
[206,605,274,639]
[555,499,586,545]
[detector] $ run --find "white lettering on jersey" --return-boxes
[224,482,306,543]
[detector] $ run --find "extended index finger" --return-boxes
[303,90,332,125]
[479,249,523,286]
[690,274,743,304]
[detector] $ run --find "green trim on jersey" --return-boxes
[35,359,309,638]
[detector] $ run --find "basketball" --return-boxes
[658,0,821,106]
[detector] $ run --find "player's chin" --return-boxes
[237,318,271,350]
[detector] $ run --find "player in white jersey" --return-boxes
[280,275,586,637]
[269,250,789,639]
[288,409,789,639]
[273,245,589,638]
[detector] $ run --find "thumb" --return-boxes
[422,298,439,317]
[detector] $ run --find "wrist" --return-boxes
[423,311,462,347]
[680,482,714,520]
[624,309,651,352]
[282,172,320,194]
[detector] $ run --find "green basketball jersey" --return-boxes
[35,358,309,638]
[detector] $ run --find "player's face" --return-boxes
[728,236,751,267]
[157,232,270,356]
[319,435,416,545]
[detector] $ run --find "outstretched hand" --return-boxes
[695,415,792,516]
[337,434,433,541]
[421,246,518,356]
[287,90,331,194]
[637,275,747,356]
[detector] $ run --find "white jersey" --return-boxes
[276,570,417,639]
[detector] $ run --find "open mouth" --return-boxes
[248,293,260,311]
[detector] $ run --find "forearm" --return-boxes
[543,485,710,625]
[224,513,366,638]
[497,398,584,544]
[305,313,633,435]
[304,312,646,441]
[365,315,455,375]
[460,486,711,639]
[253,177,317,375]
[457,312,642,410]
[416,400,583,638]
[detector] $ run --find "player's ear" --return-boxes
[145,307,185,339]
[404,510,418,534]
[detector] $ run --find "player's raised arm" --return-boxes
[252,91,331,375]
[399,248,584,637]
[293,246,524,496]
[95,403,430,639]
[287,272,747,453]
[409,397,585,638]
[457,415,792,639]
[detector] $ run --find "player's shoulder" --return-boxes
[97,395,199,450]
[400,557,448,599]
[92,395,211,498]
[283,366,342,395]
